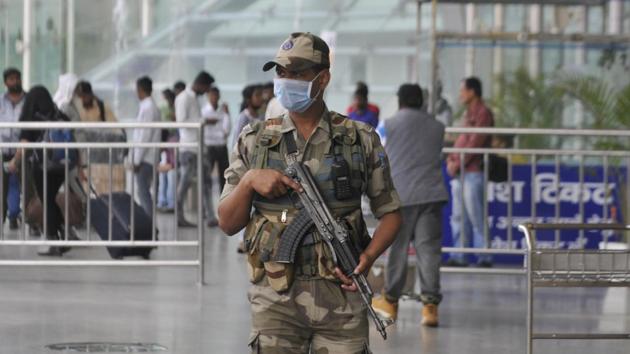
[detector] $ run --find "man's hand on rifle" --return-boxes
[246,169,302,199]
[334,252,376,292]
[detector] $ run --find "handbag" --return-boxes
[487,154,508,183]
[26,190,85,228]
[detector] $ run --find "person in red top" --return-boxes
[346,81,380,128]
[446,77,494,267]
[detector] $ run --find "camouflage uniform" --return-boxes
[221,109,400,353]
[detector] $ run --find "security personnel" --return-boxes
[218,32,402,354]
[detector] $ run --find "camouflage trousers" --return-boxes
[248,277,371,354]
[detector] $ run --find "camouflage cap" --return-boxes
[263,32,330,72]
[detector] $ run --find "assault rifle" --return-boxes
[273,134,393,340]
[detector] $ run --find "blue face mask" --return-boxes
[273,73,322,113]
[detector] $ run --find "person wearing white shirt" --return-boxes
[232,84,264,145]
[157,88,177,212]
[131,77,161,215]
[174,71,214,227]
[0,68,25,230]
[201,86,231,227]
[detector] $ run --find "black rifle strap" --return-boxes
[284,131,298,155]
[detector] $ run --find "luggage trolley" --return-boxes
[518,223,630,354]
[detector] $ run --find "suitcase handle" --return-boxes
[88,183,99,198]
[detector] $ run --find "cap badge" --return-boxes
[281,40,294,50]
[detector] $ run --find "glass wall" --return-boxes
[0,0,627,138]
[0,1,23,72]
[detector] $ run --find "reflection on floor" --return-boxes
[0,216,628,354]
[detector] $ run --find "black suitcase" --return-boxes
[89,191,157,259]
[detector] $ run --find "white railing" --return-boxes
[2,124,630,281]
[438,126,630,274]
[0,122,206,284]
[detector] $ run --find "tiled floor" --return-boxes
[0,214,628,354]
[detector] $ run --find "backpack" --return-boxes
[30,109,78,172]
[47,129,78,168]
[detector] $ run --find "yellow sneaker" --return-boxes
[372,296,398,321]
[421,304,439,327]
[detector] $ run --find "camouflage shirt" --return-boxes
[221,108,400,219]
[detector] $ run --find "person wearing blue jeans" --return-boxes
[157,168,175,210]
[157,89,177,212]
[1,68,25,230]
[7,172,20,228]
[449,172,491,265]
[446,77,494,267]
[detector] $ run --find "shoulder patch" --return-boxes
[350,119,374,134]
[250,118,284,148]
[242,120,264,136]
[330,111,348,125]
[241,124,255,136]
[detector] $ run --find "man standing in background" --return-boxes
[130,76,161,215]
[258,81,273,117]
[157,88,177,212]
[232,84,264,145]
[0,68,25,230]
[446,77,494,267]
[434,80,453,128]
[73,81,118,123]
[173,81,186,97]
[175,71,214,227]
[201,86,231,227]
[372,84,448,327]
[347,81,380,129]
[71,80,126,195]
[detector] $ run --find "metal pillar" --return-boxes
[67,0,75,73]
[575,5,588,130]
[22,0,32,89]
[575,6,588,65]
[3,3,9,66]
[492,4,504,96]
[464,3,475,77]
[197,124,206,286]
[608,0,623,35]
[293,0,303,32]
[415,0,423,84]
[429,0,438,113]
[141,0,152,38]
[528,4,542,77]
